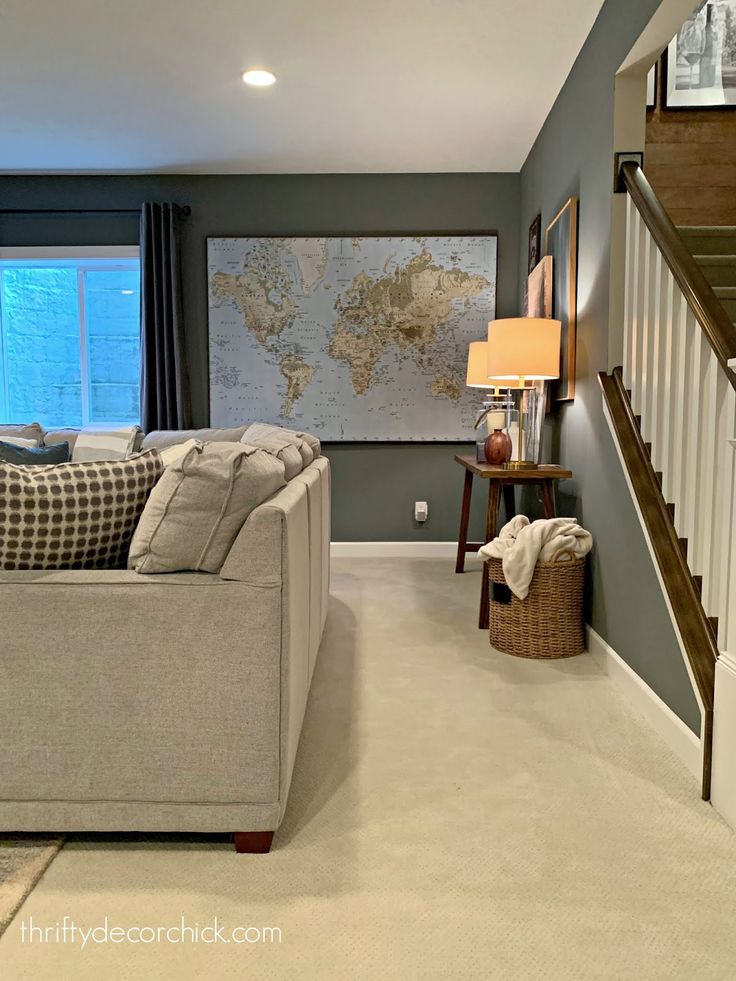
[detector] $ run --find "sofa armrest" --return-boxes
[220,476,309,585]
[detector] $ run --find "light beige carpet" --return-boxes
[1,558,736,980]
[0,838,63,938]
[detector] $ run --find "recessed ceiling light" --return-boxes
[242,68,276,87]
[120,289,134,295]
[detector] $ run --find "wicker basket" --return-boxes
[487,555,586,659]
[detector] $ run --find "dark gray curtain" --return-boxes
[139,202,192,432]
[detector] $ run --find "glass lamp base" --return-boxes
[502,460,538,471]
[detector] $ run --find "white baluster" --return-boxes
[642,241,662,447]
[626,207,641,394]
[712,384,736,648]
[721,389,736,652]
[691,338,719,580]
[679,309,704,555]
[699,354,728,614]
[631,220,650,417]
[656,266,676,498]
[666,285,688,524]
[622,196,636,390]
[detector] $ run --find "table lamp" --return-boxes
[466,341,518,462]
[486,318,561,470]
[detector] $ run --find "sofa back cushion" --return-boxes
[128,442,285,575]
[0,440,70,466]
[44,428,81,453]
[141,426,248,452]
[0,450,163,571]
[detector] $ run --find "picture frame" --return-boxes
[646,61,658,109]
[207,233,499,441]
[527,255,553,319]
[663,0,736,110]
[528,214,542,274]
[545,198,578,402]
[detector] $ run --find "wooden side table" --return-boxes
[454,454,573,629]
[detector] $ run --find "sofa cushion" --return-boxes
[0,440,70,466]
[43,428,81,453]
[128,442,286,575]
[0,450,163,571]
[71,425,143,463]
[0,422,45,444]
[241,423,317,478]
[141,426,248,451]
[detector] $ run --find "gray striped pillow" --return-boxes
[71,425,142,463]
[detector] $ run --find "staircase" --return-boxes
[679,227,736,331]
[599,163,736,803]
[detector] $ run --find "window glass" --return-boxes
[0,256,140,428]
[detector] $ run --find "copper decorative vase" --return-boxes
[484,429,512,465]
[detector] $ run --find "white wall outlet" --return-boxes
[414,501,429,523]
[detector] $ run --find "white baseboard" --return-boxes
[587,626,701,783]
[331,541,466,558]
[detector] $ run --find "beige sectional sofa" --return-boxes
[0,425,330,853]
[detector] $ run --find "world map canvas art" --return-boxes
[208,235,497,441]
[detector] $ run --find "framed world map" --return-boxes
[207,235,497,441]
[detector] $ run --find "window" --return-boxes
[0,247,140,428]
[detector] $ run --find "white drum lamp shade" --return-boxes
[466,341,528,389]
[487,318,562,382]
[466,341,493,387]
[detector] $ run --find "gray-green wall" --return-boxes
[0,173,520,542]
[519,0,701,733]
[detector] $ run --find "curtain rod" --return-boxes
[0,205,192,216]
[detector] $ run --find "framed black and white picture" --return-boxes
[528,214,542,274]
[664,0,736,109]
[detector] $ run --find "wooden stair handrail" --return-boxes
[621,161,736,388]
[598,366,716,800]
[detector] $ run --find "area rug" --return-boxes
[0,837,64,937]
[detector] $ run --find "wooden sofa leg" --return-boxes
[234,831,274,854]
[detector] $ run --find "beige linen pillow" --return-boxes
[159,438,203,468]
[128,442,286,574]
[71,425,142,462]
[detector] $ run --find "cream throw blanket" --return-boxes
[478,515,593,600]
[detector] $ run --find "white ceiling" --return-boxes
[0,0,606,174]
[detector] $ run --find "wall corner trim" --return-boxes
[587,625,702,783]
[331,541,460,559]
